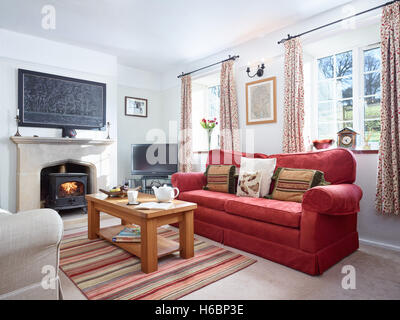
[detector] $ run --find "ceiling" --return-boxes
[0,0,352,72]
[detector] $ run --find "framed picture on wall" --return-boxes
[246,77,277,125]
[125,96,148,117]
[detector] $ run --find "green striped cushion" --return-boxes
[204,165,236,194]
[268,167,330,202]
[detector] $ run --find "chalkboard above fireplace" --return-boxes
[18,69,106,130]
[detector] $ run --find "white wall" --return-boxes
[158,0,400,249]
[117,84,163,184]
[0,29,118,212]
[355,154,400,250]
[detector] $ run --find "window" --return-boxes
[317,50,354,139]
[192,74,221,152]
[207,85,220,124]
[314,45,381,149]
[363,47,381,147]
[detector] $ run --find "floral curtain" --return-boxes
[179,75,193,172]
[376,2,400,216]
[220,60,240,152]
[282,37,305,154]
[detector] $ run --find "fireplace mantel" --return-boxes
[11,135,115,212]
[10,136,115,145]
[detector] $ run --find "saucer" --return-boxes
[127,201,140,206]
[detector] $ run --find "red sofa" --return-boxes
[171,148,363,275]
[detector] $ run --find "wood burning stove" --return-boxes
[46,173,88,213]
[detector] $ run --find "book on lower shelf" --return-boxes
[112,225,141,243]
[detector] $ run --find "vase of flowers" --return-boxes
[200,118,218,151]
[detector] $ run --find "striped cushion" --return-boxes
[270,168,330,203]
[204,165,236,194]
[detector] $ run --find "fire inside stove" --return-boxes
[58,181,84,198]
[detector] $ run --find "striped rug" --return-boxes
[60,224,256,300]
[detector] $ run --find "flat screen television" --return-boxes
[131,144,178,176]
[18,69,106,130]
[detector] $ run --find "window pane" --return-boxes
[364,47,381,72]
[364,96,381,120]
[337,100,353,121]
[364,120,381,142]
[336,77,353,99]
[318,56,334,80]
[207,85,221,149]
[337,121,353,132]
[318,102,334,122]
[318,80,334,100]
[318,122,336,139]
[364,72,381,96]
[208,85,220,119]
[336,51,353,77]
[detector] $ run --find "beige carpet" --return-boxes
[60,213,400,300]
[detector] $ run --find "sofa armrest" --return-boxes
[0,209,63,298]
[0,209,63,256]
[171,172,206,192]
[302,184,363,215]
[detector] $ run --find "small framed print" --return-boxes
[246,77,277,125]
[125,96,148,118]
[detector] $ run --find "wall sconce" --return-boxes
[246,62,265,78]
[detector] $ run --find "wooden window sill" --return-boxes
[351,149,379,154]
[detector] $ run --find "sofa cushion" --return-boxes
[239,157,276,197]
[204,165,236,194]
[236,170,262,198]
[269,167,330,203]
[225,197,302,228]
[179,190,238,211]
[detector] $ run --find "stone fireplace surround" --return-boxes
[11,136,115,212]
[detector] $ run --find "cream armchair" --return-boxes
[0,208,63,300]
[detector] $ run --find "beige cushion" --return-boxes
[236,170,262,198]
[239,157,276,197]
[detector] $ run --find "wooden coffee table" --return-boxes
[86,193,197,273]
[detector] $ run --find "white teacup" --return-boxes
[127,190,138,204]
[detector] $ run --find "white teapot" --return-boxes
[152,184,180,202]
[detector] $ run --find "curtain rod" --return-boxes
[277,0,397,44]
[177,55,239,79]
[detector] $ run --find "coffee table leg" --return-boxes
[180,210,194,259]
[141,219,158,273]
[88,200,100,240]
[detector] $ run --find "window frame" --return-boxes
[360,44,382,148]
[191,81,221,153]
[311,43,381,150]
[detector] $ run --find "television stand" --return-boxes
[141,176,172,194]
